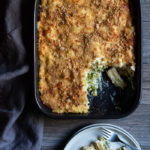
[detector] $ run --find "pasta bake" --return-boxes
[82,137,127,150]
[38,0,135,113]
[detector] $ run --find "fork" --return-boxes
[100,128,139,150]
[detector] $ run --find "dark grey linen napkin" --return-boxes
[0,0,43,150]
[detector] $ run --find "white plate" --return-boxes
[64,124,141,150]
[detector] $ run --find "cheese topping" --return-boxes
[38,0,135,113]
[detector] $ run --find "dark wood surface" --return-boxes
[42,1,150,150]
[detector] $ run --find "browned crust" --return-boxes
[38,0,135,113]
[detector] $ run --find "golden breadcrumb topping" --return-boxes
[38,0,135,113]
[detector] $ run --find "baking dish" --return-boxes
[34,0,142,119]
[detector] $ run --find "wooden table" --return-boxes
[42,1,150,149]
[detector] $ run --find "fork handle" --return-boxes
[119,140,139,150]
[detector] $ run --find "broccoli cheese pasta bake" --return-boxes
[82,137,127,150]
[38,0,135,113]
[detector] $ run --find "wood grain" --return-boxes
[42,1,150,150]
[141,3,150,21]
[141,64,150,104]
[143,22,150,63]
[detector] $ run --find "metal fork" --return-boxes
[100,128,139,150]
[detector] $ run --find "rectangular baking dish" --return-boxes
[34,0,142,119]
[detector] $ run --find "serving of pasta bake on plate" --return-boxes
[38,0,135,113]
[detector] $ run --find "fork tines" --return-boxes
[100,128,113,140]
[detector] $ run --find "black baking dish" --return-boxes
[34,0,142,119]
